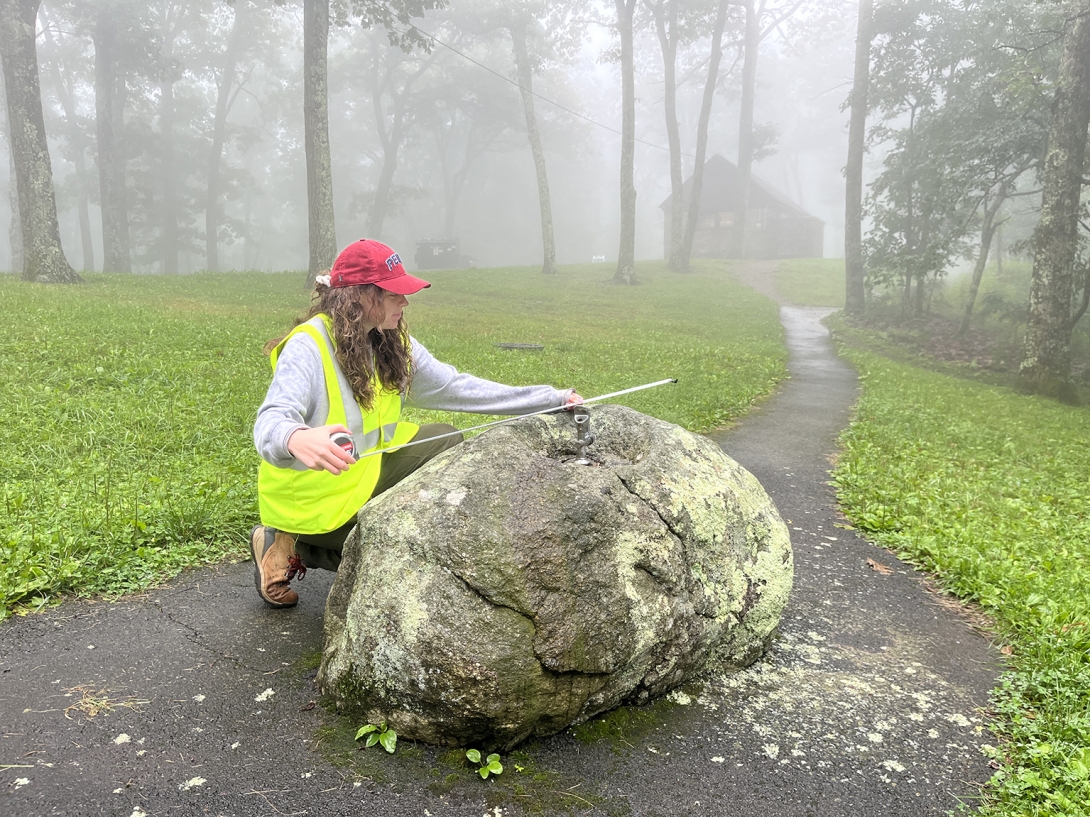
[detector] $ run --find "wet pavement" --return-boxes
[0,276,1000,816]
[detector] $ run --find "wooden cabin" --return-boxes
[660,154,824,261]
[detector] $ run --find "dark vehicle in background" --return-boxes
[415,239,473,270]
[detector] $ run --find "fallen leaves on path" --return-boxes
[63,686,149,720]
[867,558,893,575]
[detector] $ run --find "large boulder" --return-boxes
[317,405,792,749]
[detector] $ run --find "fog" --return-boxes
[1,0,863,274]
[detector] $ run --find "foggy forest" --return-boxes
[2,0,1081,309]
[0,0,863,276]
[2,0,1090,395]
[0,0,933,275]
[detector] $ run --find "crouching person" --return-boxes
[250,239,580,607]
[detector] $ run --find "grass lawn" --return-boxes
[0,260,785,618]
[773,258,846,307]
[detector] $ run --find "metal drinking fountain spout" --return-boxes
[572,405,595,465]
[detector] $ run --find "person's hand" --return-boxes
[563,390,583,409]
[287,424,356,474]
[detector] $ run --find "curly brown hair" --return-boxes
[266,283,412,411]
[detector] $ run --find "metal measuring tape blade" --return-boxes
[352,377,678,459]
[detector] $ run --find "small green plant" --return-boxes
[466,749,503,779]
[355,722,397,754]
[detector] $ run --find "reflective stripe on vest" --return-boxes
[257,315,419,534]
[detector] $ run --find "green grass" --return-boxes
[773,258,846,307]
[0,261,785,618]
[830,331,1090,816]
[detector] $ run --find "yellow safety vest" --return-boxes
[257,315,418,534]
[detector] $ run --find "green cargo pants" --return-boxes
[293,423,463,571]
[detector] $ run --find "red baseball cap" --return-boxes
[329,239,431,294]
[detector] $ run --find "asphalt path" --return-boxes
[1,270,1000,817]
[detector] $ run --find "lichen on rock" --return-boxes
[317,405,792,748]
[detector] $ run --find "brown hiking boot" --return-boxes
[250,525,302,608]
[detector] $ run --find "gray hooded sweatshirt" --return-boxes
[254,332,571,468]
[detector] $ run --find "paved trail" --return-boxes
[1,265,999,816]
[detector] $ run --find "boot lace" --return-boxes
[285,554,307,582]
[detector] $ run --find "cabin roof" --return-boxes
[659,154,821,222]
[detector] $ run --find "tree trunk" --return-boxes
[367,124,401,241]
[71,140,93,271]
[914,205,929,316]
[113,69,131,266]
[7,140,20,270]
[1,69,22,271]
[0,0,80,282]
[159,2,179,274]
[677,0,729,273]
[243,185,252,269]
[958,193,1005,337]
[39,8,94,271]
[433,122,456,236]
[1072,266,1090,328]
[649,0,684,272]
[1020,2,1090,402]
[510,21,557,276]
[94,6,130,273]
[844,0,871,318]
[443,130,472,239]
[612,0,638,285]
[901,115,916,320]
[733,0,758,258]
[435,117,490,240]
[366,46,398,241]
[365,37,434,244]
[304,0,336,285]
[7,128,21,271]
[206,0,247,272]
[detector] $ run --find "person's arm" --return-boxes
[253,335,353,473]
[407,337,576,414]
